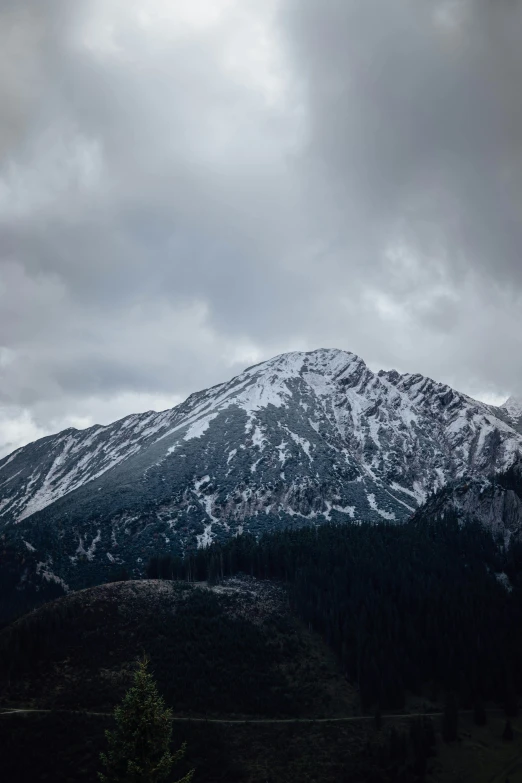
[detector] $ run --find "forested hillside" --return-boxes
[156,517,522,711]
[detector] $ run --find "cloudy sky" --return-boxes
[1,0,522,456]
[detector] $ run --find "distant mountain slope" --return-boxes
[1,348,521,593]
[500,395,522,433]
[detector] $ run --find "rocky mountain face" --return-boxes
[501,396,522,432]
[411,460,522,541]
[1,348,521,596]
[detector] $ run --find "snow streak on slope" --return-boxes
[0,410,179,524]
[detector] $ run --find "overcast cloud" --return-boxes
[1,0,522,456]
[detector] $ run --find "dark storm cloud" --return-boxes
[0,0,307,333]
[1,0,522,454]
[284,0,522,287]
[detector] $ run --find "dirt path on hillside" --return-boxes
[0,706,444,723]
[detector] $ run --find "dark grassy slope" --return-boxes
[0,578,355,718]
[0,578,402,783]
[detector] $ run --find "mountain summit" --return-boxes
[1,348,521,592]
[501,395,522,423]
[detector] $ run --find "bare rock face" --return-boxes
[1,348,521,592]
[411,460,522,541]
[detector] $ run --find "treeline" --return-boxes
[148,516,522,711]
[0,540,64,628]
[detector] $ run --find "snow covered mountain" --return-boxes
[1,348,522,593]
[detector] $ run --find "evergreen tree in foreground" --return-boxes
[99,657,194,783]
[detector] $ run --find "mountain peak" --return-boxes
[247,348,365,378]
[501,396,522,419]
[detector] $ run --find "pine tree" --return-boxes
[99,657,194,783]
[502,665,518,718]
[442,692,458,742]
[146,557,160,580]
[502,720,514,742]
[473,698,486,726]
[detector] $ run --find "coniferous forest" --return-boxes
[149,515,522,712]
